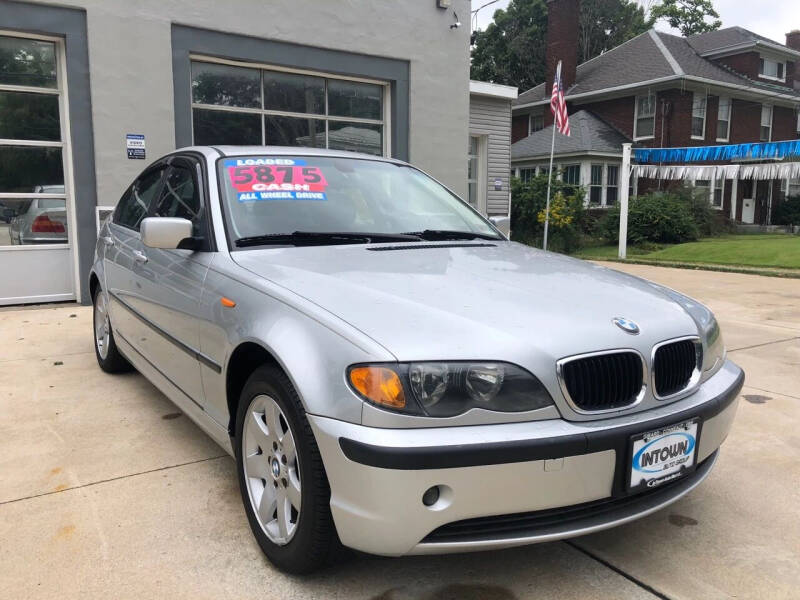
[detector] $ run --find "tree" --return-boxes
[471,0,652,91]
[649,0,721,36]
[470,0,549,92]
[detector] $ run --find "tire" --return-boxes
[235,364,342,574]
[92,284,133,373]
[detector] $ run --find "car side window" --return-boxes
[114,168,164,231]
[151,165,204,237]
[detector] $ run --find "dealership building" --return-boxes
[0,0,515,306]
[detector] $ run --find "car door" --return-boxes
[131,156,214,406]
[104,165,167,357]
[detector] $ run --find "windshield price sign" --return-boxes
[224,158,328,201]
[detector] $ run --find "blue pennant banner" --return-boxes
[634,140,800,164]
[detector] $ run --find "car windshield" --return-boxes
[217,155,500,247]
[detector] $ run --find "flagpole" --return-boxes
[543,114,557,252]
[543,60,561,252]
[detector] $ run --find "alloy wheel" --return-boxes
[94,292,110,360]
[242,394,302,545]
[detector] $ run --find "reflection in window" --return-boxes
[0,36,57,88]
[191,62,261,108]
[192,109,261,146]
[328,121,383,156]
[265,116,325,148]
[327,79,382,120]
[0,91,60,141]
[0,146,63,193]
[114,169,164,231]
[264,71,324,114]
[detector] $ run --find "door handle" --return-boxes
[101,235,114,247]
[132,250,148,264]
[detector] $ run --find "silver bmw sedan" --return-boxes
[90,146,743,574]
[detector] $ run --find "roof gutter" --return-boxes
[513,74,800,111]
[699,40,800,60]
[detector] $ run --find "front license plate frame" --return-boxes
[628,418,700,492]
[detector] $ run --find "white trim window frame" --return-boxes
[189,56,390,157]
[759,56,786,82]
[691,92,707,140]
[634,93,656,141]
[0,31,72,253]
[760,104,773,142]
[529,112,544,134]
[562,164,580,186]
[589,164,604,206]
[716,96,731,142]
[693,179,724,210]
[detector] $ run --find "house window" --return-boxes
[634,94,655,139]
[760,105,773,142]
[716,96,731,142]
[562,164,580,185]
[191,60,387,155]
[691,93,707,139]
[519,168,536,183]
[589,165,603,205]
[529,113,544,133]
[788,177,800,198]
[759,57,786,81]
[695,180,724,209]
[606,165,619,205]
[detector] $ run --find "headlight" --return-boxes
[700,315,726,381]
[347,362,553,417]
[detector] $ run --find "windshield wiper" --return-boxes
[234,231,422,248]
[402,229,501,241]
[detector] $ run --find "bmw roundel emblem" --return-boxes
[613,317,640,335]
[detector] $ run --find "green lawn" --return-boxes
[574,234,800,269]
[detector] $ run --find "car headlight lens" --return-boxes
[348,362,553,417]
[700,315,726,381]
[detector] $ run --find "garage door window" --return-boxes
[0,34,68,247]
[191,59,387,156]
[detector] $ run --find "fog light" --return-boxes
[422,486,440,506]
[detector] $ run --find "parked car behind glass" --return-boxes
[90,147,743,574]
[10,185,67,245]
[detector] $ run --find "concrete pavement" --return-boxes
[1,263,798,599]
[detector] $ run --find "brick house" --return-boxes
[511,0,800,224]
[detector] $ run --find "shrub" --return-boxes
[510,174,586,253]
[774,195,800,227]
[600,192,700,245]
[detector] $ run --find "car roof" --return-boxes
[176,145,407,165]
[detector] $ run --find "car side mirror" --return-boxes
[489,216,511,238]
[140,217,193,249]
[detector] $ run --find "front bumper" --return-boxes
[309,360,744,556]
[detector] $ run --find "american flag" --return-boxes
[550,60,570,137]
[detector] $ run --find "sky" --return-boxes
[471,0,798,45]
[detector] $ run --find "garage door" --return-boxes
[0,32,77,305]
[189,58,389,156]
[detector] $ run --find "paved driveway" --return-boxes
[1,264,798,599]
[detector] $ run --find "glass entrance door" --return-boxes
[0,32,75,305]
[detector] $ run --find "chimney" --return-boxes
[545,0,580,98]
[787,30,800,52]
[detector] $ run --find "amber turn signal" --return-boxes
[349,366,406,409]
[220,297,236,308]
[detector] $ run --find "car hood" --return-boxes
[232,241,698,363]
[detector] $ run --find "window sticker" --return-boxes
[224,158,328,201]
